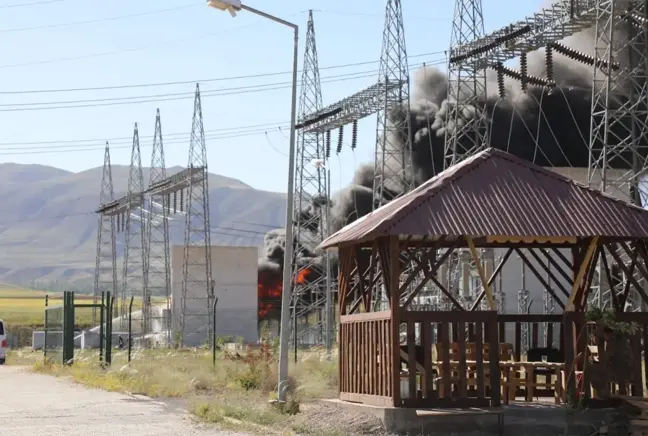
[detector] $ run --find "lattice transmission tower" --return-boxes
[121,124,147,325]
[445,0,648,313]
[444,0,489,168]
[518,260,531,352]
[292,0,413,321]
[295,0,412,209]
[93,142,118,326]
[145,109,171,344]
[290,10,333,347]
[179,84,214,346]
[440,0,494,310]
[588,0,648,311]
[372,0,413,207]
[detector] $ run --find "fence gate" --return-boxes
[44,291,114,365]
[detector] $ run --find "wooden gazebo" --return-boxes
[320,148,648,408]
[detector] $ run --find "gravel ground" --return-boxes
[296,402,388,435]
[0,366,248,436]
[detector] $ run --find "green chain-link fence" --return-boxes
[44,303,65,364]
[43,290,113,366]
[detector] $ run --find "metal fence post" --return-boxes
[128,296,134,363]
[105,291,113,366]
[63,291,75,365]
[293,309,298,364]
[43,294,49,363]
[212,297,218,368]
[99,291,105,364]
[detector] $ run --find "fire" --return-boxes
[294,268,311,284]
[257,279,281,299]
[258,302,275,318]
[258,270,281,321]
[257,268,312,320]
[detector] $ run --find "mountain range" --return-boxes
[0,163,286,289]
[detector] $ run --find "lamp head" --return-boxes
[207,0,241,17]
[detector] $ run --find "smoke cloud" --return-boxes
[258,2,645,318]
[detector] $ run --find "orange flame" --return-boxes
[293,268,311,285]
[257,268,312,320]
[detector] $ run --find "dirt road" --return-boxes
[0,366,246,436]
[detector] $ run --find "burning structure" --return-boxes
[256,0,648,332]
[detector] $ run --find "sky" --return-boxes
[0,0,545,194]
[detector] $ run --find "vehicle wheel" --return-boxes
[0,358,5,365]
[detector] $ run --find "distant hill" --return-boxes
[0,163,285,288]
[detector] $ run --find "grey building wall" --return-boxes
[171,245,259,346]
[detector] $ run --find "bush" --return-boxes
[585,307,639,335]
[235,342,275,391]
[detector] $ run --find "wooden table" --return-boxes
[500,361,565,404]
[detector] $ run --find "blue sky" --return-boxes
[0,0,543,194]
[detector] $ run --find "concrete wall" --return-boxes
[171,245,259,347]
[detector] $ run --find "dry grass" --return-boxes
[24,345,367,435]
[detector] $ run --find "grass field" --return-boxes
[0,285,152,327]
[0,286,53,326]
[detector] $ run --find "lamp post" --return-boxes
[207,0,299,403]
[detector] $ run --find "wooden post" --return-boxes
[388,236,402,407]
[563,311,577,405]
[466,237,496,310]
[567,237,598,309]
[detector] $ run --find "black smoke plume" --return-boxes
[258,2,647,318]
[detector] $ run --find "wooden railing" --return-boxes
[399,310,501,407]
[338,311,648,408]
[339,312,395,407]
[563,312,648,402]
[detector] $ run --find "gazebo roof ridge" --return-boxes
[320,148,648,248]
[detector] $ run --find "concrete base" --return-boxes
[32,331,131,351]
[324,398,629,435]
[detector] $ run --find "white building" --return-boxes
[171,245,259,347]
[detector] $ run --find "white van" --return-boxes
[0,319,6,364]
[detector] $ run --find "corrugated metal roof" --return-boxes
[320,148,648,248]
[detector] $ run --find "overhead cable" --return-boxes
[0,51,444,95]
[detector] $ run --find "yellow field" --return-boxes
[0,285,155,327]
[0,286,52,326]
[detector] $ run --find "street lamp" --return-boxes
[207,0,299,404]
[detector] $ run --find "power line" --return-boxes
[0,120,288,146]
[0,2,200,33]
[0,51,443,95]
[0,127,289,153]
[0,59,447,152]
[0,56,452,152]
[0,59,444,112]
[0,16,291,70]
[0,68,388,107]
[0,128,286,155]
[316,9,450,21]
[0,0,61,9]
[0,209,275,237]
